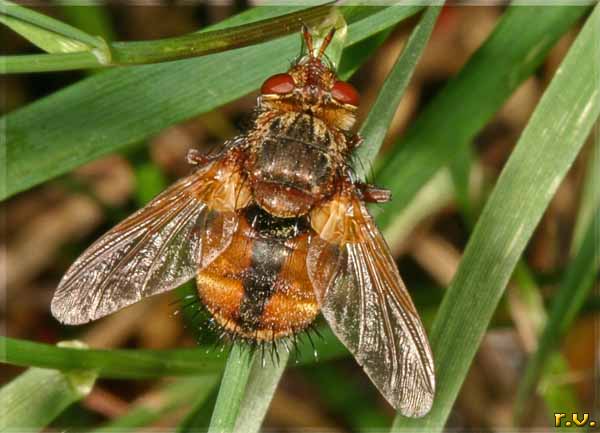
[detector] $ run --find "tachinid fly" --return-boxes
[51,25,435,417]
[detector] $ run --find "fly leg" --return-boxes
[187,149,220,166]
[356,183,391,203]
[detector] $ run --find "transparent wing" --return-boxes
[51,165,237,325]
[308,196,435,417]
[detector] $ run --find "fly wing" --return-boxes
[308,194,435,417]
[51,162,239,325]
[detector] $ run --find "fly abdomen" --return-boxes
[196,205,318,341]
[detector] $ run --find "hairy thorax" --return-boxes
[245,111,348,218]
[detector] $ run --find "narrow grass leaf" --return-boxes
[514,206,600,421]
[382,168,457,246]
[0,329,348,379]
[232,349,290,433]
[176,392,218,433]
[0,15,91,54]
[0,332,345,378]
[1,5,422,201]
[538,355,581,421]
[1,3,334,72]
[448,143,475,226]
[509,261,582,418]
[392,4,600,430]
[373,6,589,228]
[93,376,219,432]
[343,5,422,47]
[0,0,103,49]
[0,336,223,378]
[108,4,333,66]
[338,27,394,79]
[571,136,600,253]
[0,367,96,432]
[58,2,116,42]
[207,345,254,433]
[355,4,442,179]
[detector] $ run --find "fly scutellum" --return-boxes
[51,26,435,417]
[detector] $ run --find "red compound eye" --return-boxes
[261,73,295,95]
[331,80,360,106]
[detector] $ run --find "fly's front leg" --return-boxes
[356,183,391,203]
[187,149,219,166]
[187,136,248,167]
[347,134,363,150]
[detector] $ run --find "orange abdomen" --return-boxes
[196,206,319,341]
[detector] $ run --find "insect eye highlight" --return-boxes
[331,80,360,106]
[261,73,295,95]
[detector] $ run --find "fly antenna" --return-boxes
[301,23,314,57]
[317,28,336,59]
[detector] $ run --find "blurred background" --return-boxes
[1,3,598,432]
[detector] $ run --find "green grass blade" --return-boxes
[108,4,333,66]
[391,4,600,430]
[343,5,421,47]
[1,5,422,201]
[448,143,475,226]
[0,331,345,378]
[0,0,103,49]
[231,349,290,433]
[1,51,102,73]
[373,5,589,228]
[0,336,223,379]
[538,355,581,421]
[509,263,581,421]
[58,3,116,42]
[355,5,442,178]
[1,3,334,72]
[571,136,600,253]
[0,15,92,54]
[92,376,219,432]
[0,366,96,432]
[514,206,600,421]
[207,345,253,433]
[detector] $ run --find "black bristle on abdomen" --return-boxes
[172,285,324,366]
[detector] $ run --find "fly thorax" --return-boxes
[248,112,340,218]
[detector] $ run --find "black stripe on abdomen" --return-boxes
[238,237,286,332]
[237,206,309,332]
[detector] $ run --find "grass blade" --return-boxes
[207,345,253,433]
[1,3,334,72]
[355,4,442,178]
[373,5,589,228]
[0,14,92,54]
[231,349,290,433]
[58,2,116,42]
[571,137,600,253]
[392,4,599,430]
[0,351,96,432]
[1,5,422,201]
[508,263,582,420]
[108,4,333,66]
[0,0,103,49]
[0,330,345,379]
[92,376,219,432]
[0,336,223,378]
[514,206,600,421]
